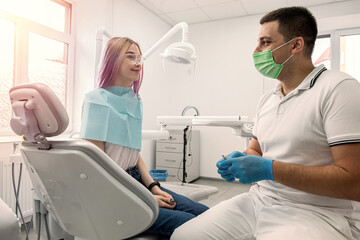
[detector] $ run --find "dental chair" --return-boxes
[9,83,162,240]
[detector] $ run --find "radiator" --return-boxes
[1,154,33,223]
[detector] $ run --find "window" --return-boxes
[312,35,331,69]
[0,19,15,134]
[0,0,74,135]
[339,33,360,81]
[28,33,68,104]
[312,28,360,82]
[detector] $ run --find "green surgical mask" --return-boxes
[253,38,295,79]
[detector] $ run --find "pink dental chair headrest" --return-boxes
[9,83,69,142]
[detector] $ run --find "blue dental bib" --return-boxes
[80,86,142,150]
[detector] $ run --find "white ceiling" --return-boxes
[135,0,352,25]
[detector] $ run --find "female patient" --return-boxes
[80,37,208,237]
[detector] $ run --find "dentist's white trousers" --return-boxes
[171,185,359,240]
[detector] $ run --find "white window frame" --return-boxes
[330,27,360,72]
[0,0,75,137]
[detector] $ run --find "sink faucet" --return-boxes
[181,105,200,116]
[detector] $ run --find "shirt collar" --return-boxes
[273,64,327,96]
[298,64,327,90]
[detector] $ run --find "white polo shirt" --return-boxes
[252,64,360,209]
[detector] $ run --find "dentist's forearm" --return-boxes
[272,161,360,201]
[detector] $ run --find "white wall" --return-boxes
[73,0,360,179]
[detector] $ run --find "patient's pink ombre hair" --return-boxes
[97,37,143,97]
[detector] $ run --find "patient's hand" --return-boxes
[153,189,176,209]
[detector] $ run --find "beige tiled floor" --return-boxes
[21,178,251,240]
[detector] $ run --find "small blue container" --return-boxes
[149,169,168,181]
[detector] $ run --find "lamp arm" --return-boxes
[143,22,189,60]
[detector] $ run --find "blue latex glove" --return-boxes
[218,155,274,184]
[216,151,247,182]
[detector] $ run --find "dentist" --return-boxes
[172,6,360,240]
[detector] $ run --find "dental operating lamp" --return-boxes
[142,22,196,64]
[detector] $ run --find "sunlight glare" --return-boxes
[0,0,65,32]
[0,19,14,81]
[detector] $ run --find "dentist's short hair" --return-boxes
[260,7,317,59]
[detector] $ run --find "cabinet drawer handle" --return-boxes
[164,159,176,162]
[168,174,176,177]
[165,147,177,150]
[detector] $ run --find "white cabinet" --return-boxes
[156,129,200,182]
